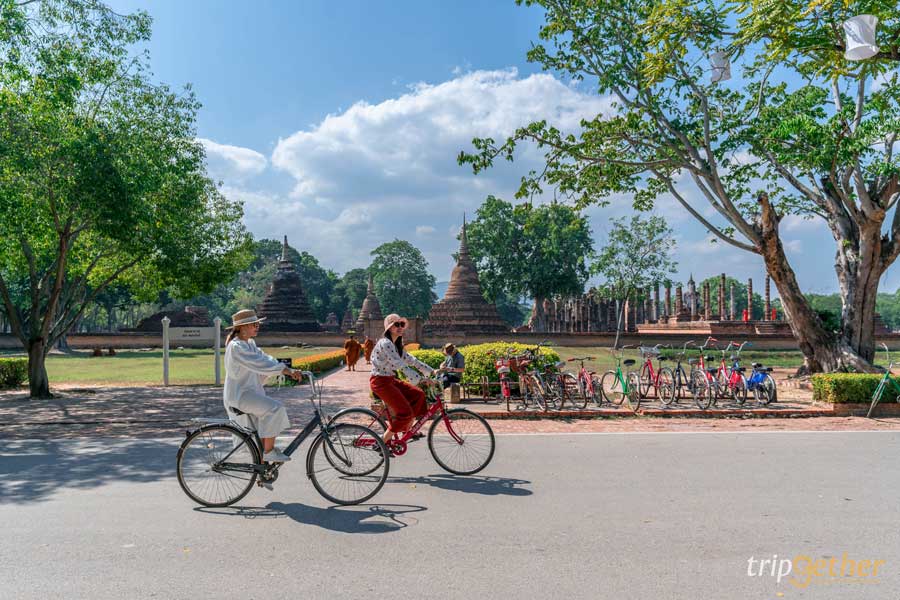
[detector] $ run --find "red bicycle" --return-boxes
[328,373,496,475]
[567,356,603,406]
[637,344,675,403]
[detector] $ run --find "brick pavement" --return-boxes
[2,362,900,439]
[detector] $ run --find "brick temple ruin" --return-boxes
[255,236,321,332]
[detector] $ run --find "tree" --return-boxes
[459,0,900,373]
[334,268,370,318]
[0,1,251,397]
[593,215,677,347]
[369,240,436,318]
[464,195,594,331]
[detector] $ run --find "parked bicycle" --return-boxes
[600,346,641,411]
[717,341,749,405]
[516,342,557,411]
[176,371,390,507]
[867,343,900,418]
[329,372,496,476]
[567,356,603,407]
[689,337,719,409]
[544,359,586,410]
[665,341,700,406]
[637,344,675,404]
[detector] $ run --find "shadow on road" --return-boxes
[196,503,427,533]
[388,474,532,496]
[0,438,175,504]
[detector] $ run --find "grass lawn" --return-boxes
[42,346,339,386]
[550,346,807,374]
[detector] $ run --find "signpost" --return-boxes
[161,320,223,386]
[162,316,170,386]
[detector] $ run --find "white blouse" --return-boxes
[223,339,285,407]
[370,337,433,382]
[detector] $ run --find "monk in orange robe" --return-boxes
[363,336,375,364]
[343,334,362,371]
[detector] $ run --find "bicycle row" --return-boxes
[490,337,779,413]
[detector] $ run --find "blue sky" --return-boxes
[107,0,898,296]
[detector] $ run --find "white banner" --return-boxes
[169,327,217,342]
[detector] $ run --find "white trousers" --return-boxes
[225,390,290,438]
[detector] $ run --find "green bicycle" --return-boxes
[867,343,900,418]
[599,345,642,412]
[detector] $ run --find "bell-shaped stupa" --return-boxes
[255,236,321,331]
[355,273,383,331]
[424,217,509,336]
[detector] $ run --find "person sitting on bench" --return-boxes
[438,343,465,389]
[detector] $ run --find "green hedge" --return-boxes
[0,358,27,389]
[409,349,445,369]
[811,373,899,404]
[455,341,560,386]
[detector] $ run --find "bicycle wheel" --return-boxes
[177,424,260,508]
[639,363,653,397]
[763,374,778,404]
[625,372,642,413]
[588,373,604,406]
[657,367,676,406]
[600,370,625,405]
[428,408,495,475]
[691,370,713,410]
[523,376,548,411]
[307,423,390,505]
[731,376,748,406]
[715,368,729,399]
[563,373,587,409]
[326,408,389,475]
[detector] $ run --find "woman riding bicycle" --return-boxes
[223,309,302,463]
[369,314,436,444]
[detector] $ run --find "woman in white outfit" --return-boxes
[223,309,301,462]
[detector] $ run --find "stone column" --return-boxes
[664,284,672,319]
[719,273,726,321]
[703,282,711,321]
[764,276,771,321]
[653,284,660,322]
[729,282,735,321]
[675,285,684,315]
[747,278,753,320]
[689,278,698,319]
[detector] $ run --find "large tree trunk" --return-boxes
[529,297,547,332]
[27,338,52,398]
[834,220,883,364]
[758,194,874,373]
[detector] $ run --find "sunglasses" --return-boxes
[392,321,407,328]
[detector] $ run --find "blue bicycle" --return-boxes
[732,342,777,406]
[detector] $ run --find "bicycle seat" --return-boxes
[706,368,717,374]
[623,359,636,366]
[734,367,746,373]
[705,355,715,361]
[228,406,247,416]
[752,362,762,368]
[763,367,773,372]
[657,356,668,361]
[688,358,698,365]
[496,365,511,374]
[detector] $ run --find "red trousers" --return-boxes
[369,376,427,432]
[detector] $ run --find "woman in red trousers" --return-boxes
[369,314,436,443]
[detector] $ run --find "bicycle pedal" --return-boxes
[258,481,274,491]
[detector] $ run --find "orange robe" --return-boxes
[363,338,375,364]
[344,339,362,368]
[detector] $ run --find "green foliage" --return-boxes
[811,373,899,404]
[409,349,445,369]
[335,269,370,318]
[369,240,436,317]
[594,215,677,301]
[0,0,251,397]
[455,341,560,387]
[465,196,594,304]
[0,357,27,388]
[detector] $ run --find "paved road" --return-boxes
[2,431,899,599]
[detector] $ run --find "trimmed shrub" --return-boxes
[811,373,899,404]
[456,341,560,387]
[0,358,27,388]
[409,349,444,369]
[291,350,346,374]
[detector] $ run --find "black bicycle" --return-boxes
[666,341,697,406]
[176,370,390,507]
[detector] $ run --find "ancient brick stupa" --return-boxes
[355,273,383,332]
[255,236,321,332]
[424,218,509,336]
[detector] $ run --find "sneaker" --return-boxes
[264,448,291,463]
[410,432,425,442]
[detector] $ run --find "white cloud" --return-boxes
[415,225,436,237]
[200,138,267,180]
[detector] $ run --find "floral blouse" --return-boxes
[370,337,434,382]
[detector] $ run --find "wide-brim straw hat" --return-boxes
[226,309,266,329]
[383,313,406,334]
